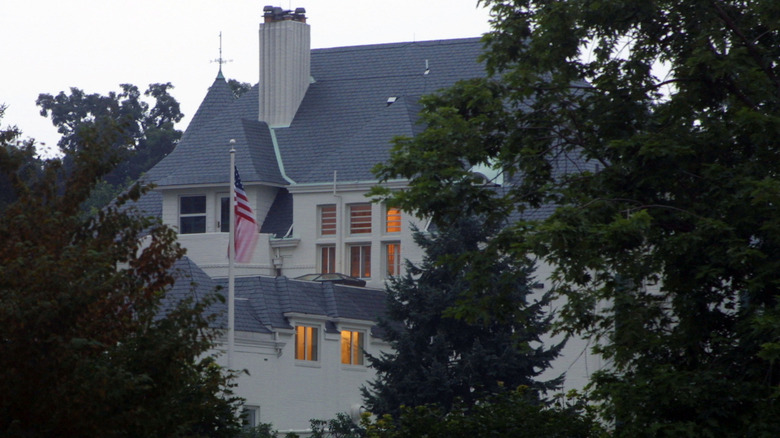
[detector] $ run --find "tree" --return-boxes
[227,79,254,99]
[0,105,42,211]
[361,388,600,438]
[36,83,183,193]
[0,117,242,437]
[362,215,561,419]
[372,0,780,435]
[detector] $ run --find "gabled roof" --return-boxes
[143,37,486,190]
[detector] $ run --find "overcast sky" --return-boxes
[1,0,492,155]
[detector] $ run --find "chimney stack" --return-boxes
[259,5,310,128]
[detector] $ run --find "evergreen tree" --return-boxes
[362,214,561,418]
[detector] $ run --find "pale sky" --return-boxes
[1,0,492,155]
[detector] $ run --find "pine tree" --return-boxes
[362,214,561,418]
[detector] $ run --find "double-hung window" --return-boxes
[295,325,318,361]
[179,195,206,234]
[340,330,364,365]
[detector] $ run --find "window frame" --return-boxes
[319,245,336,274]
[348,243,371,278]
[319,204,337,237]
[179,195,207,234]
[385,206,401,234]
[294,325,319,362]
[349,204,372,235]
[340,329,365,366]
[384,242,401,278]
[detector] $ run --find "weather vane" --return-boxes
[211,31,233,77]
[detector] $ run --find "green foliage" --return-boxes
[360,389,601,438]
[227,79,254,99]
[373,0,780,435]
[362,215,562,419]
[0,106,42,212]
[309,413,365,438]
[36,83,183,205]
[0,118,242,436]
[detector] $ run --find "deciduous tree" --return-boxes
[372,0,780,435]
[0,116,242,437]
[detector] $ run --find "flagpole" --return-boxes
[228,139,236,370]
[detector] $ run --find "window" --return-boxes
[241,406,259,430]
[349,244,371,278]
[385,207,401,233]
[180,195,206,234]
[295,326,318,361]
[219,195,230,232]
[341,330,364,365]
[349,204,372,234]
[320,245,336,273]
[385,242,401,277]
[319,205,336,236]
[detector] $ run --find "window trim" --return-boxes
[319,244,336,274]
[340,329,365,366]
[383,241,401,278]
[319,204,337,237]
[179,195,207,234]
[294,325,319,362]
[385,206,401,234]
[348,243,371,278]
[349,203,372,235]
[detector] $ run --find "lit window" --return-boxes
[350,204,372,234]
[179,195,206,234]
[349,244,371,278]
[320,205,336,236]
[320,245,336,273]
[386,207,401,233]
[295,326,318,361]
[385,242,401,277]
[341,330,364,365]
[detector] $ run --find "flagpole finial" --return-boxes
[229,138,236,153]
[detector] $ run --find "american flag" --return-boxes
[233,166,259,263]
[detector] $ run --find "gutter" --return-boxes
[269,127,296,184]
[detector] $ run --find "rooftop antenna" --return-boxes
[211,31,233,79]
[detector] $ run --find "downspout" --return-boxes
[333,170,343,273]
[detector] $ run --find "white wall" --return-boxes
[215,316,391,433]
[286,183,426,289]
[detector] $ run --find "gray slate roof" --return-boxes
[142,37,486,190]
[161,257,388,336]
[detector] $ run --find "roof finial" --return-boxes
[211,31,233,79]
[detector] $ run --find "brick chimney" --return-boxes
[259,6,310,128]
